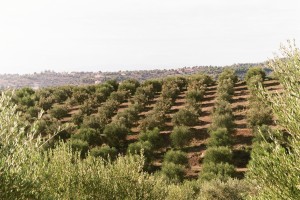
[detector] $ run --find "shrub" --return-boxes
[161,162,185,183]
[71,111,84,126]
[53,88,69,103]
[161,82,180,101]
[163,150,188,166]
[189,73,214,86]
[170,126,192,148]
[208,128,232,147]
[131,93,148,106]
[153,99,172,113]
[49,105,69,120]
[96,84,114,100]
[69,139,89,157]
[109,91,128,103]
[71,128,101,145]
[200,178,249,200]
[213,100,233,115]
[103,122,129,148]
[186,89,204,102]
[104,79,119,91]
[172,108,199,126]
[247,101,272,128]
[185,99,201,115]
[127,141,154,167]
[135,85,155,100]
[27,107,40,118]
[139,127,162,149]
[0,93,172,199]
[139,111,166,131]
[210,113,234,132]
[38,96,54,111]
[200,162,235,181]
[98,99,120,119]
[82,114,106,132]
[218,69,238,83]
[72,88,89,104]
[118,82,137,95]
[247,75,264,95]
[115,106,139,129]
[245,67,266,83]
[216,78,234,101]
[80,101,94,116]
[142,79,162,93]
[203,146,233,164]
[90,145,117,160]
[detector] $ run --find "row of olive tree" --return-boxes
[0,92,249,199]
[199,69,237,181]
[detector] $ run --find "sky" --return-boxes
[0,0,299,74]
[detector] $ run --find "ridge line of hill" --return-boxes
[0,62,271,88]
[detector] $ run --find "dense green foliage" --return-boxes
[246,43,300,199]
[172,108,199,126]
[170,126,192,148]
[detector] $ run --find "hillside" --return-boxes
[0,62,271,88]
[124,78,281,178]
[10,67,281,182]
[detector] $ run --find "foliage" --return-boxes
[52,88,69,103]
[186,89,205,102]
[0,94,171,199]
[69,138,89,157]
[207,128,232,147]
[210,112,234,132]
[49,105,69,120]
[98,99,120,119]
[118,79,140,95]
[246,101,272,128]
[163,150,188,166]
[71,127,101,145]
[161,80,180,101]
[203,146,232,164]
[127,141,154,165]
[72,87,89,104]
[172,108,199,126]
[199,178,249,200]
[71,110,84,126]
[115,105,140,129]
[90,145,117,160]
[139,127,163,149]
[217,78,234,101]
[189,73,214,86]
[245,66,266,83]
[38,96,55,111]
[218,68,238,83]
[139,111,166,131]
[103,121,129,148]
[142,79,162,93]
[199,162,235,182]
[109,90,128,103]
[170,126,192,148]
[246,42,300,199]
[161,162,185,183]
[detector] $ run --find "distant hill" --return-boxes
[0,62,271,88]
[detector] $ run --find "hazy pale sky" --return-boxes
[0,0,299,74]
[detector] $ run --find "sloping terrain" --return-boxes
[122,79,282,178]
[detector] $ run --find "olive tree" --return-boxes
[246,42,300,199]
